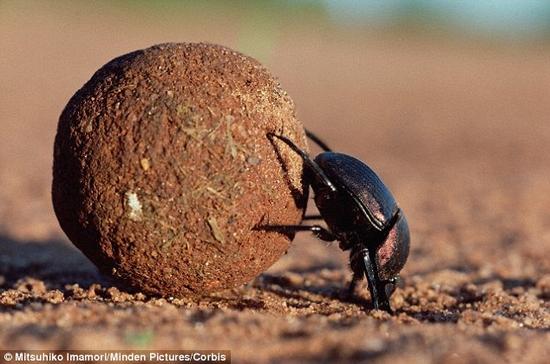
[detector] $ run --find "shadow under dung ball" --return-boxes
[53,43,308,296]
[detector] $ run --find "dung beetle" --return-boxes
[265,130,410,312]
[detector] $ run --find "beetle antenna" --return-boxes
[305,129,332,152]
[267,133,337,192]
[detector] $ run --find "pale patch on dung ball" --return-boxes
[125,192,143,221]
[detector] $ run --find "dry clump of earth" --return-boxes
[52,43,308,297]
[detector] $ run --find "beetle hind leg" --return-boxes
[267,133,337,192]
[305,129,332,152]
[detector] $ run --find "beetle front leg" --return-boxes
[347,270,362,296]
[360,248,392,312]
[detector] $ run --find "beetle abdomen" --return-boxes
[314,153,398,230]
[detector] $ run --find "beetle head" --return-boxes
[376,212,410,281]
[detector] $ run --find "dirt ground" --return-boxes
[1,2,549,363]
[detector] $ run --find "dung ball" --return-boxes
[52,43,308,296]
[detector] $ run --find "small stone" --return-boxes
[15,278,46,295]
[247,156,261,165]
[140,158,150,171]
[45,290,64,304]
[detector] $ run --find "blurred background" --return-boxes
[1,0,550,296]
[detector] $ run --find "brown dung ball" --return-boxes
[52,43,308,296]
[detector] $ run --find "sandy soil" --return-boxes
[1,2,549,363]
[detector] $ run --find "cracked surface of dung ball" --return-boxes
[52,43,308,296]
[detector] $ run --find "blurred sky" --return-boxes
[323,0,550,39]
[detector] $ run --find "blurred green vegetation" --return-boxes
[100,0,550,59]
[124,329,155,348]
[114,0,327,18]
[108,0,550,40]
[109,0,329,62]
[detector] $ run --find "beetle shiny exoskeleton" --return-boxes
[265,130,410,312]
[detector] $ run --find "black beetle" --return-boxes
[264,130,410,312]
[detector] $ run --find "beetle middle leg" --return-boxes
[302,214,323,220]
[256,224,337,242]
